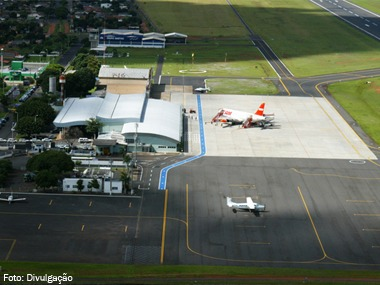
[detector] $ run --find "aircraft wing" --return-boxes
[0,198,9,202]
[246,197,257,210]
[12,198,26,202]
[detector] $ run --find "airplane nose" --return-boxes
[256,204,266,211]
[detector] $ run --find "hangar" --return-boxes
[97,65,152,94]
[53,66,183,154]
[54,93,182,153]
[92,29,188,49]
[98,29,166,48]
[165,32,187,44]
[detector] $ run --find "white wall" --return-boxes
[62,178,123,194]
[103,180,123,194]
[63,178,113,193]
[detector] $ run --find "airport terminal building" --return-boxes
[89,29,187,49]
[53,66,183,154]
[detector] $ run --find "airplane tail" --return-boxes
[226,197,233,207]
[211,109,225,123]
[254,103,265,116]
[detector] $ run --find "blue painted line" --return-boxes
[158,94,206,190]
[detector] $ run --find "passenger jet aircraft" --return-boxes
[226,197,266,215]
[211,103,274,128]
[0,193,26,204]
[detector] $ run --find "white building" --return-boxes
[54,93,182,153]
[53,66,183,153]
[54,99,183,154]
[62,178,123,194]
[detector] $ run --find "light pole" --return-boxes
[131,123,138,195]
[12,111,18,140]
[134,123,138,167]
[59,73,66,104]
[1,48,4,94]
[109,159,113,196]
[1,48,3,78]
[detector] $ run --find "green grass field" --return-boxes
[230,0,380,77]
[2,261,380,284]
[104,45,279,94]
[104,44,277,78]
[206,78,278,95]
[349,0,380,14]
[138,0,249,37]
[138,0,380,77]
[328,77,380,145]
[162,45,277,77]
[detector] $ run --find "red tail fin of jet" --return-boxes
[254,103,265,116]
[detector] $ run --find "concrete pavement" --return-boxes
[172,93,377,160]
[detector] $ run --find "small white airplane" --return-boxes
[0,193,27,204]
[211,103,274,128]
[226,197,266,215]
[194,87,211,93]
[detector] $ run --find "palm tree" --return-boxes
[120,170,130,193]
[86,117,104,139]
[88,178,100,192]
[121,154,132,193]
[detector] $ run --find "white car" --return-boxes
[78,137,89,143]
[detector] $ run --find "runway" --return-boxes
[310,0,380,41]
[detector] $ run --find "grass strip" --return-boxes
[2,261,380,284]
[328,77,380,145]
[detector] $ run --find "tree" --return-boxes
[87,181,92,192]
[76,179,84,192]
[0,159,12,187]
[65,67,96,98]
[35,170,58,190]
[16,116,45,138]
[63,126,84,148]
[86,117,103,139]
[121,154,132,193]
[26,150,74,174]
[0,93,11,111]
[88,178,100,192]
[17,98,56,121]
[71,54,101,76]
[55,6,69,20]
[123,154,132,165]
[120,170,130,193]
[36,64,65,93]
